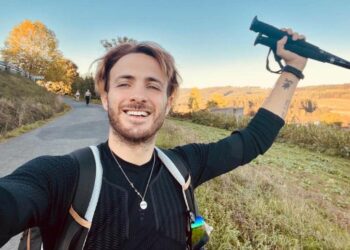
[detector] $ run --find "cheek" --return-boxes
[104,97,120,114]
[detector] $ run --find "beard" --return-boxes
[108,101,166,145]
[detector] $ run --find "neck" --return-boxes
[108,130,156,166]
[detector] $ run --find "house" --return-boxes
[209,107,244,119]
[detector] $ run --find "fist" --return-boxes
[276,28,308,71]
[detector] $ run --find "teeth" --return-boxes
[126,111,149,117]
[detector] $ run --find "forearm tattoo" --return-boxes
[282,78,294,89]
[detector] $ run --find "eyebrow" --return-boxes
[112,75,164,85]
[112,75,134,82]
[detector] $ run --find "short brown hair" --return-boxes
[94,41,181,97]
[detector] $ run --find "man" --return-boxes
[0,29,307,249]
[75,90,80,101]
[84,89,92,105]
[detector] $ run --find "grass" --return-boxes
[156,118,350,249]
[0,103,71,142]
[0,70,65,137]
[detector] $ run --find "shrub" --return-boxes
[278,123,350,158]
[171,110,250,131]
[171,111,350,159]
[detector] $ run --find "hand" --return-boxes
[276,28,308,71]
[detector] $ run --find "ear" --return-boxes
[100,92,108,111]
[165,94,174,115]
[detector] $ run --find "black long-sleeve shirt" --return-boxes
[0,108,284,249]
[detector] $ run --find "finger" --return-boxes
[284,28,293,35]
[299,34,306,40]
[292,33,299,41]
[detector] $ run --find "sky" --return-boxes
[1,0,350,88]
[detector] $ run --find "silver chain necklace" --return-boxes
[110,149,155,210]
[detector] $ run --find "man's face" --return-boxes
[101,53,173,144]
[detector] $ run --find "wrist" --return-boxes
[285,60,307,72]
[283,65,304,80]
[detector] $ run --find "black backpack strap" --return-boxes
[71,147,97,216]
[55,147,96,250]
[157,148,199,249]
[161,149,199,217]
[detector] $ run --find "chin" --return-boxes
[113,129,156,145]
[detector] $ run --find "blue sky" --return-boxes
[1,0,349,88]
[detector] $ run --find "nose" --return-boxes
[129,83,147,103]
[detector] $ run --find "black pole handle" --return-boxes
[254,35,328,62]
[255,34,350,69]
[250,16,320,51]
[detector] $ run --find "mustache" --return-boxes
[121,102,153,112]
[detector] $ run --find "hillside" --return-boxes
[0,71,64,136]
[174,83,350,126]
[157,118,350,249]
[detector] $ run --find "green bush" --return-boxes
[278,123,350,158]
[171,110,250,131]
[171,111,350,159]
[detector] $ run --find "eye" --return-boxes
[115,82,130,88]
[147,82,162,91]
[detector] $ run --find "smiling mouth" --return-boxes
[124,110,151,117]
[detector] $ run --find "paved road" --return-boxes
[0,97,109,250]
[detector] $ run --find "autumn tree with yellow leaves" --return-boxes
[1,20,58,75]
[188,88,202,112]
[1,20,78,94]
[206,93,227,109]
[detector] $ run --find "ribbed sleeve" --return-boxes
[172,108,285,187]
[234,108,285,165]
[0,155,79,249]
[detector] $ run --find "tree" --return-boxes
[301,99,317,113]
[100,36,136,50]
[45,56,79,84]
[1,20,79,95]
[206,100,219,109]
[188,88,202,112]
[211,93,227,108]
[71,76,96,98]
[1,20,58,75]
[36,80,72,95]
[206,93,227,109]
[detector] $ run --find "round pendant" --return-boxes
[140,200,148,210]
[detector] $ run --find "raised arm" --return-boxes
[261,29,308,119]
[172,29,308,187]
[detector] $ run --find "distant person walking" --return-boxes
[84,89,91,105]
[75,90,80,101]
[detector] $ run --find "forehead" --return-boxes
[109,53,167,82]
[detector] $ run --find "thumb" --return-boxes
[278,36,288,47]
[276,36,288,56]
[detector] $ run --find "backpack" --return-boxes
[18,146,210,250]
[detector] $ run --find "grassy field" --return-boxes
[157,119,350,249]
